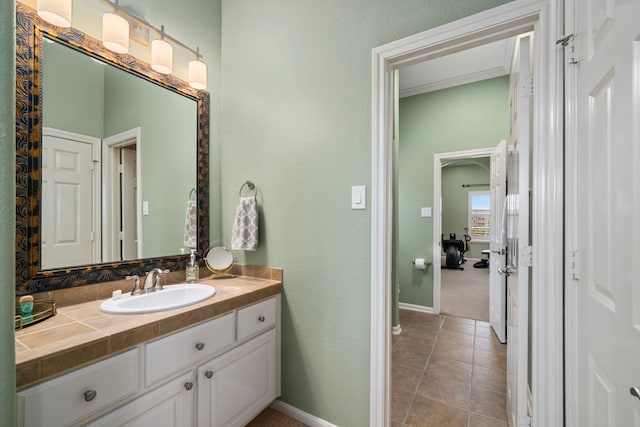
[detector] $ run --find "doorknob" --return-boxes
[631,387,640,401]
[492,249,505,255]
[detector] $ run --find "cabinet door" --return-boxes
[197,329,277,427]
[85,372,195,427]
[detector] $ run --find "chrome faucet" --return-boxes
[144,268,170,293]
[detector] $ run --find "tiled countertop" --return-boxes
[15,273,282,389]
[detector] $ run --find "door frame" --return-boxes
[433,147,495,316]
[370,1,564,426]
[103,127,143,262]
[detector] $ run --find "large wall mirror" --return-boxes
[16,3,210,295]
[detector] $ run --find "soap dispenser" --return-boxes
[186,249,199,283]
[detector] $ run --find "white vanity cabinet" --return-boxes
[16,295,281,427]
[85,372,195,427]
[197,299,279,427]
[16,349,139,427]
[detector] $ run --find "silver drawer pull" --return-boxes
[258,316,266,322]
[631,387,640,400]
[184,382,193,391]
[195,342,205,351]
[84,390,97,402]
[205,370,213,379]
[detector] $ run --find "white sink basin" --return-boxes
[100,283,216,314]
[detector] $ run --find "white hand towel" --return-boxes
[183,200,197,248]
[231,196,258,251]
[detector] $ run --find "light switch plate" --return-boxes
[421,207,432,217]
[352,186,366,210]
[143,201,149,216]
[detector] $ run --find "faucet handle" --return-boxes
[154,269,170,291]
[126,275,142,295]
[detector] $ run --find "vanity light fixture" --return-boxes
[189,47,207,90]
[151,26,173,74]
[37,0,72,28]
[102,1,129,54]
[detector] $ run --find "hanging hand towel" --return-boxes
[183,200,197,248]
[231,196,258,250]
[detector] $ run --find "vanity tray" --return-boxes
[15,299,57,330]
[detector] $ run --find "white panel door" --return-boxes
[490,139,507,343]
[41,135,95,269]
[506,35,532,427]
[573,0,640,425]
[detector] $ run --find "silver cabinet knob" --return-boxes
[205,370,213,379]
[84,390,97,402]
[258,316,265,322]
[631,387,640,400]
[184,382,193,391]
[195,342,205,351]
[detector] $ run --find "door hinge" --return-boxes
[118,164,124,174]
[520,76,533,97]
[521,245,533,268]
[556,33,578,65]
[119,231,124,241]
[519,415,532,427]
[569,250,580,281]
[90,232,95,242]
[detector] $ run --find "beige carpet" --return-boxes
[440,258,490,321]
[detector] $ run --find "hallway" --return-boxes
[392,310,507,427]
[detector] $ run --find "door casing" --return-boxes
[370,1,564,425]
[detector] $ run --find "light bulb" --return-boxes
[103,12,129,54]
[189,59,207,90]
[37,0,72,28]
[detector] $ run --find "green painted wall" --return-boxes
[42,40,105,138]
[103,66,197,258]
[1,0,16,424]
[221,2,509,425]
[442,162,490,259]
[397,76,509,308]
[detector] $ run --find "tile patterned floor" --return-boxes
[392,309,508,427]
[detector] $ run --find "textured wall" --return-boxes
[221,2,509,425]
[1,0,16,424]
[398,76,509,308]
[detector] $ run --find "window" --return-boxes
[468,191,491,241]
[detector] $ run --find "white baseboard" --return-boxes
[399,302,434,314]
[392,324,402,335]
[270,400,338,427]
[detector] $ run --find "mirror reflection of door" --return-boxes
[41,131,101,269]
[120,146,138,260]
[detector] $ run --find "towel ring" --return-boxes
[239,180,257,197]
[189,188,196,201]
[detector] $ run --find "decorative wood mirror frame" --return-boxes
[15,3,210,295]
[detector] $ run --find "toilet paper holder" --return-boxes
[412,258,432,270]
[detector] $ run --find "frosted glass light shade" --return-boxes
[188,60,207,90]
[152,39,173,74]
[37,0,72,27]
[103,13,129,54]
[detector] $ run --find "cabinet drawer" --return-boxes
[145,312,235,386]
[237,297,277,342]
[17,349,138,427]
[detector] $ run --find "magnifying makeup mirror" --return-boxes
[205,246,235,278]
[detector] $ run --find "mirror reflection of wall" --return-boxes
[41,37,197,269]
